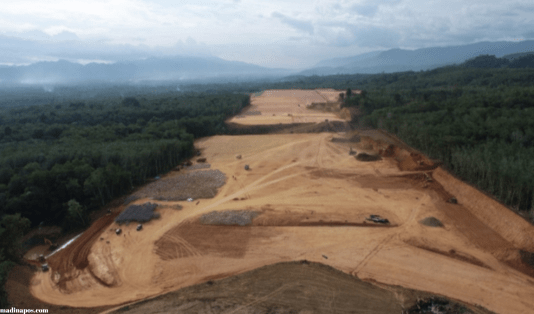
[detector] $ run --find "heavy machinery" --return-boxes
[366,215,390,224]
[44,238,58,251]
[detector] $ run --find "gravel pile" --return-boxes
[199,210,260,226]
[116,203,158,224]
[185,163,211,170]
[134,169,227,201]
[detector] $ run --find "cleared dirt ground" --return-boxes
[22,90,534,314]
[227,89,349,125]
[28,131,534,314]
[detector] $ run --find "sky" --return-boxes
[1,0,533,69]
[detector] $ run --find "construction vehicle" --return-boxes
[44,238,58,251]
[366,215,390,224]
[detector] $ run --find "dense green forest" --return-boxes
[0,92,248,228]
[1,53,534,307]
[0,91,248,306]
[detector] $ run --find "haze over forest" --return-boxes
[0,0,533,84]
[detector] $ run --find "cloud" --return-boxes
[52,31,79,41]
[350,4,378,17]
[1,0,534,69]
[0,33,212,65]
[272,12,314,35]
[313,22,400,48]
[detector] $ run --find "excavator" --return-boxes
[36,238,57,272]
[44,238,58,251]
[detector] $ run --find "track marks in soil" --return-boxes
[224,283,294,314]
[156,222,273,260]
[154,232,202,260]
[353,203,422,275]
[352,233,397,275]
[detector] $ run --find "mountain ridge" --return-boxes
[302,40,534,76]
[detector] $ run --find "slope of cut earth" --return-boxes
[227,89,348,125]
[29,132,534,314]
[106,261,493,314]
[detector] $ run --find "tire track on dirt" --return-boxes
[352,204,421,275]
[223,283,294,314]
[201,161,306,212]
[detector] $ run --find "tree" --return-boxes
[346,88,352,98]
[67,199,87,228]
[121,97,140,107]
[0,214,30,261]
[462,55,509,68]
[84,168,107,205]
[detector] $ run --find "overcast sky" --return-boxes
[1,0,533,69]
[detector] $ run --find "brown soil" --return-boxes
[404,238,491,270]
[6,265,112,314]
[19,91,534,314]
[45,210,121,292]
[227,89,349,125]
[106,261,491,314]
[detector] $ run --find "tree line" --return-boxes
[340,68,534,222]
[0,92,248,231]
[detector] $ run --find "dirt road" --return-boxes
[227,89,348,125]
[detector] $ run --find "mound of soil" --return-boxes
[355,153,382,162]
[108,261,492,314]
[419,217,444,228]
[46,210,121,292]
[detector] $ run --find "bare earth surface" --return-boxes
[227,89,348,125]
[107,261,489,314]
[19,90,534,314]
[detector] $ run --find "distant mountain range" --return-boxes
[0,56,292,85]
[0,40,533,84]
[299,40,534,76]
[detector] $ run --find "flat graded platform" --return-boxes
[227,89,349,125]
[30,133,534,314]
